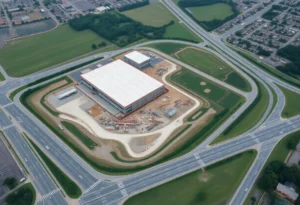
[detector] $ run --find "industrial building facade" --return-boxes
[81,60,165,114]
[123,51,151,69]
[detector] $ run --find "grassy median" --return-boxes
[28,138,82,198]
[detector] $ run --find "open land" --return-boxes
[147,42,188,56]
[0,25,111,77]
[280,85,300,118]
[0,72,5,82]
[174,47,250,91]
[121,3,201,42]
[187,3,234,21]
[125,150,257,205]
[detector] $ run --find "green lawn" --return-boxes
[122,3,174,27]
[280,85,300,118]
[170,69,243,110]
[213,81,270,144]
[0,25,110,77]
[122,3,201,42]
[28,138,82,198]
[147,42,188,55]
[175,47,250,91]
[125,150,257,205]
[61,121,98,150]
[0,72,5,81]
[187,3,234,21]
[5,183,36,205]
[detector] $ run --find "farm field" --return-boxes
[187,3,234,21]
[174,47,251,91]
[0,25,111,77]
[121,3,201,42]
[125,150,257,205]
[280,85,300,118]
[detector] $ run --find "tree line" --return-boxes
[118,0,149,12]
[69,12,174,47]
[277,45,300,76]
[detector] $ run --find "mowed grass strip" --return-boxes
[0,72,5,81]
[0,25,110,77]
[61,121,98,150]
[175,47,250,91]
[187,3,234,21]
[122,3,201,42]
[213,80,270,143]
[125,150,257,205]
[28,138,82,198]
[280,85,300,118]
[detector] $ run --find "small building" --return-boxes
[58,87,77,100]
[123,51,151,69]
[95,6,109,13]
[164,107,177,118]
[276,183,299,203]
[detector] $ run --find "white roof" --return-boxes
[81,60,164,107]
[124,51,150,64]
[276,183,299,200]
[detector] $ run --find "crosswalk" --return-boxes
[40,188,60,201]
[83,180,102,194]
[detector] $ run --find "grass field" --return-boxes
[28,137,82,198]
[147,42,188,55]
[0,25,110,77]
[125,150,257,205]
[61,121,98,150]
[170,69,243,110]
[174,47,250,91]
[187,3,234,21]
[213,81,270,143]
[122,3,201,42]
[5,183,36,205]
[0,72,5,81]
[280,85,300,118]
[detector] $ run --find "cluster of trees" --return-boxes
[257,46,272,57]
[287,134,300,150]
[277,45,300,76]
[271,4,287,11]
[178,0,239,31]
[258,161,300,204]
[69,12,174,47]
[5,184,35,205]
[3,177,18,190]
[92,42,107,49]
[118,0,149,12]
[262,9,280,20]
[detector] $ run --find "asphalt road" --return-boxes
[3,126,67,205]
[79,116,300,205]
[0,3,299,204]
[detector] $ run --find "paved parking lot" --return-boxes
[0,134,25,197]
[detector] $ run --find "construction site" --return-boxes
[47,51,197,135]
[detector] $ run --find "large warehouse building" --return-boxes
[81,60,165,114]
[123,51,151,69]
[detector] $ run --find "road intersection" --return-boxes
[0,1,300,204]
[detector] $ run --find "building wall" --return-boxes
[82,78,164,114]
[123,56,150,69]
